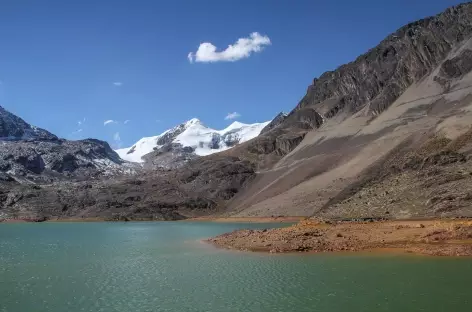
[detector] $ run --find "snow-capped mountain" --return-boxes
[116,118,270,163]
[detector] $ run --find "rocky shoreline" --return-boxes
[206,219,472,256]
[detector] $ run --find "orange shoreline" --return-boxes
[206,219,472,257]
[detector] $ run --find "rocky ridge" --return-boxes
[0,155,256,221]
[0,105,129,183]
[225,3,472,168]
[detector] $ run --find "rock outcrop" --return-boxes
[142,143,198,170]
[260,112,287,134]
[295,4,472,116]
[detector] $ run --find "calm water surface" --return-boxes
[1,222,472,312]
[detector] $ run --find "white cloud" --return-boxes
[104,119,117,126]
[188,32,271,63]
[77,117,86,126]
[225,112,241,120]
[113,82,123,86]
[124,120,130,124]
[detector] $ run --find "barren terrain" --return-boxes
[207,219,472,256]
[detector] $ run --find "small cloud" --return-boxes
[156,119,161,123]
[124,120,130,124]
[225,112,241,120]
[104,120,117,126]
[113,82,123,87]
[188,32,271,63]
[77,117,86,126]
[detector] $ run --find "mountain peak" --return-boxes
[184,118,202,127]
[0,105,57,141]
[116,117,271,162]
[222,121,248,133]
[229,121,246,128]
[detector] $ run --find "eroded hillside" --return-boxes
[223,3,472,219]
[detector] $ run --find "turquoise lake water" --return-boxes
[1,222,472,312]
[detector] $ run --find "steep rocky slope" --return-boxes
[223,2,472,219]
[226,3,472,167]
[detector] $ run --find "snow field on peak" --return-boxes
[116,119,270,162]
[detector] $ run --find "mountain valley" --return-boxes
[2,2,472,222]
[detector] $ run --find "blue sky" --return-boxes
[0,0,465,148]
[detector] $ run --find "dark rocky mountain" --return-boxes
[0,155,255,221]
[0,106,57,140]
[0,106,126,182]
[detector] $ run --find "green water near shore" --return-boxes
[1,222,471,312]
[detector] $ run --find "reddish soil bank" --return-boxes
[206,219,472,256]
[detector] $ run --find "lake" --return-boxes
[1,222,471,312]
